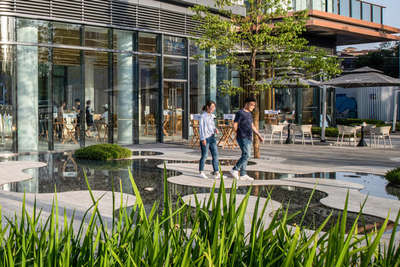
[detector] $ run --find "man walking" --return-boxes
[230,97,264,181]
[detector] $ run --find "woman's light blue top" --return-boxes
[199,111,216,141]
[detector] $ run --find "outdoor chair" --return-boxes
[374,126,392,148]
[292,124,313,145]
[264,124,285,144]
[336,125,357,146]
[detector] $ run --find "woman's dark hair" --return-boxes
[202,100,216,112]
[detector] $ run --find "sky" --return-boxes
[337,0,400,50]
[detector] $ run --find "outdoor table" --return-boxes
[217,121,237,149]
[94,120,108,142]
[190,120,200,148]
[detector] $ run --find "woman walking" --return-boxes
[198,100,221,179]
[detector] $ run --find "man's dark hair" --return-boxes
[244,97,256,104]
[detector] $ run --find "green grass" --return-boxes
[0,167,399,266]
[74,144,132,161]
[385,167,400,186]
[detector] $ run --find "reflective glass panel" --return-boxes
[16,18,49,44]
[53,22,80,46]
[164,36,186,56]
[113,30,136,51]
[139,32,158,53]
[53,48,82,151]
[0,45,14,152]
[164,57,186,80]
[351,0,361,20]
[190,59,207,115]
[139,55,159,143]
[372,6,381,24]
[84,51,110,145]
[362,3,371,21]
[339,0,349,17]
[84,26,109,49]
[0,16,15,42]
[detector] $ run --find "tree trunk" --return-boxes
[253,106,260,158]
[250,49,260,159]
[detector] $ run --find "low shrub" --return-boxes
[74,144,132,160]
[0,168,399,266]
[336,118,386,127]
[312,127,339,137]
[385,167,400,185]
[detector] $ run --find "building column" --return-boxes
[17,25,38,152]
[116,31,134,144]
[198,52,206,106]
[85,56,95,105]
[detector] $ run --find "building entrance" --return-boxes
[163,81,185,142]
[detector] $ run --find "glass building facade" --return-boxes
[0,15,241,153]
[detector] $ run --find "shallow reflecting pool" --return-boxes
[0,152,398,233]
[246,170,399,200]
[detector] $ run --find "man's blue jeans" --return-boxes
[199,135,219,173]
[233,138,252,176]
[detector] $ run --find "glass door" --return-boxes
[163,81,185,142]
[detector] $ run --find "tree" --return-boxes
[356,42,399,78]
[191,0,341,158]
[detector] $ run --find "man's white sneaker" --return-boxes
[199,172,208,179]
[230,170,239,179]
[239,175,254,181]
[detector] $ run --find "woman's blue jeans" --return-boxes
[233,138,252,176]
[199,135,219,173]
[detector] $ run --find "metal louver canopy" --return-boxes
[322,67,400,88]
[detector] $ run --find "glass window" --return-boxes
[0,45,14,153]
[362,3,371,22]
[0,16,15,42]
[332,0,339,14]
[189,41,204,58]
[164,57,186,80]
[84,51,110,145]
[16,19,49,44]
[164,36,186,56]
[139,55,159,143]
[138,32,159,53]
[339,0,349,17]
[114,30,135,51]
[351,0,361,20]
[53,22,81,46]
[84,26,109,49]
[372,6,381,24]
[53,48,82,151]
[190,59,208,115]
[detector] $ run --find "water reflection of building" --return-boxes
[0,0,399,153]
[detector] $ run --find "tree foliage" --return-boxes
[191,0,342,96]
[355,42,399,78]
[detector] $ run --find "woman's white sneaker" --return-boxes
[239,175,254,181]
[199,172,208,179]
